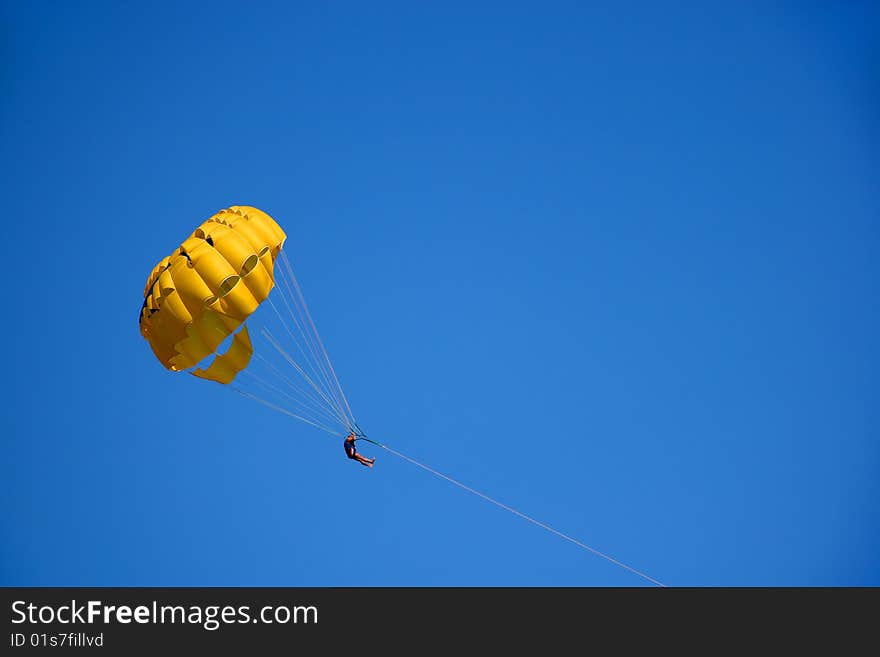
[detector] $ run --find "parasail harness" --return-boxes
[350,422,384,449]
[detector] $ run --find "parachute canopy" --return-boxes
[139,206,286,384]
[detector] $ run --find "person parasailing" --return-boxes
[343,432,375,468]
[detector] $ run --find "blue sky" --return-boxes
[2,1,877,586]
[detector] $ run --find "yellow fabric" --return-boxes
[191,325,254,384]
[139,205,286,381]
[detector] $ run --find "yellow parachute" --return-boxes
[139,205,286,384]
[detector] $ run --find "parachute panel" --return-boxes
[191,325,254,384]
